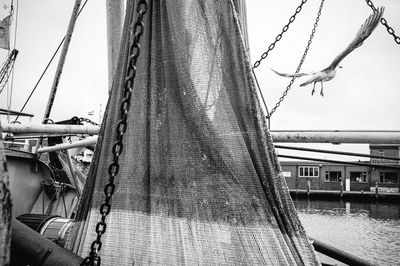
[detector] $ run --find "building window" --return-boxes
[325,171,342,182]
[371,149,400,165]
[299,166,319,177]
[350,172,367,183]
[379,172,398,183]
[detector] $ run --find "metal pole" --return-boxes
[36,0,82,152]
[1,123,99,135]
[271,130,400,144]
[36,136,98,153]
[275,144,400,161]
[278,154,400,170]
[0,107,33,117]
[42,0,82,121]
[3,126,400,144]
[311,237,374,266]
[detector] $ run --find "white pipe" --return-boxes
[271,130,400,144]
[36,137,98,153]
[1,124,99,134]
[2,125,400,144]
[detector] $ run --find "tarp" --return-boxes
[67,1,320,265]
[0,15,10,50]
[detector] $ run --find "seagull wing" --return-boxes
[327,7,384,70]
[271,68,312,78]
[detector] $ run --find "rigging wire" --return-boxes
[14,0,90,122]
[8,0,18,121]
[0,50,18,99]
[6,0,15,122]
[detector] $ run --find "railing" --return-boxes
[311,237,374,266]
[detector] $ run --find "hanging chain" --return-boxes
[80,1,148,265]
[251,0,308,125]
[365,0,400,44]
[79,117,99,126]
[253,0,308,69]
[268,0,325,118]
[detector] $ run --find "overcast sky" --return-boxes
[0,0,108,124]
[0,0,399,159]
[248,0,400,131]
[246,0,400,158]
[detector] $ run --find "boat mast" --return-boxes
[35,0,82,152]
[106,0,125,93]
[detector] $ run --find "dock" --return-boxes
[289,189,400,203]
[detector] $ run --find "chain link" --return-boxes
[80,1,148,265]
[253,0,308,69]
[365,0,400,44]
[268,0,325,118]
[79,117,99,126]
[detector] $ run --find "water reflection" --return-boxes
[294,199,400,266]
[294,199,400,220]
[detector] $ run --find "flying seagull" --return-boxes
[272,7,384,96]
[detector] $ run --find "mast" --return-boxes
[106,0,125,93]
[35,0,82,152]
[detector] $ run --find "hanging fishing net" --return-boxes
[67,0,319,265]
[0,130,11,265]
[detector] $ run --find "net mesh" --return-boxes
[67,1,320,264]
[0,130,11,265]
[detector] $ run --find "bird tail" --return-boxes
[271,68,309,78]
[300,79,313,87]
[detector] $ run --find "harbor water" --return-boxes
[294,199,400,265]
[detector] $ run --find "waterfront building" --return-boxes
[281,144,400,192]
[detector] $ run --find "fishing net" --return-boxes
[0,130,11,265]
[67,0,319,264]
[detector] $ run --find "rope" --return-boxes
[14,0,90,122]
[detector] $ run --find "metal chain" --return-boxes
[268,0,325,118]
[80,1,148,265]
[365,0,400,44]
[253,0,308,69]
[79,117,99,126]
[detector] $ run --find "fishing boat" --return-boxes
[0,1,399,265]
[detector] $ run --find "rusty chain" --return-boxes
[80,1,148,265]
[79,117,99,126]
[253,0,308,69]
[251,0,308,122]
[268,0,325,118]
[365,0,400,44]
